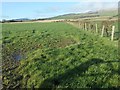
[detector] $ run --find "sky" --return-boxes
[1,0,119,20]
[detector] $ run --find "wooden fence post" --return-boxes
[85,23,87,30]
[96,24,98,33]
[101,25,105,37]
[83,23,84,30]
[89,24,91,31]
[111,25,115,41]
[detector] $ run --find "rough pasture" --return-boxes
[2,22,119,89]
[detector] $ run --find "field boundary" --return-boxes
[66,20,118,41]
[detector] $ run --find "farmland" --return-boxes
[2,22,120,89]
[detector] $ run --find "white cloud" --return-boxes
[68,1,118,13]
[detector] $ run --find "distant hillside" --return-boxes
[50,12,99,19]
[14,18,30,21]
[49,9,118,19]
[98,8,118,16]
[1,18,31,23]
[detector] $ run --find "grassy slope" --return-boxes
[51,9,117,19]
[2,22,119,88]
[51,13,98,19]
[98,9,118,16]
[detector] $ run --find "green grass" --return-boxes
[2,22,119,89]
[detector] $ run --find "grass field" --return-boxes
[2,22,119,89]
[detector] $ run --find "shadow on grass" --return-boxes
[39,58,119,89]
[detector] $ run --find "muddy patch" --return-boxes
[13,54,22,61]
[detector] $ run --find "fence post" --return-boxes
[96,24,98,33]
[111,25,115,41]
[85,23,87,30]
[79,21,81,28]
[89,24,91,31]
[83,23,84,30]
[101,25,105,37]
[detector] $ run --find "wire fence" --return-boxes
[66,20,119,41]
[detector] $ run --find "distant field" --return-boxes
[2,22,119,89]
